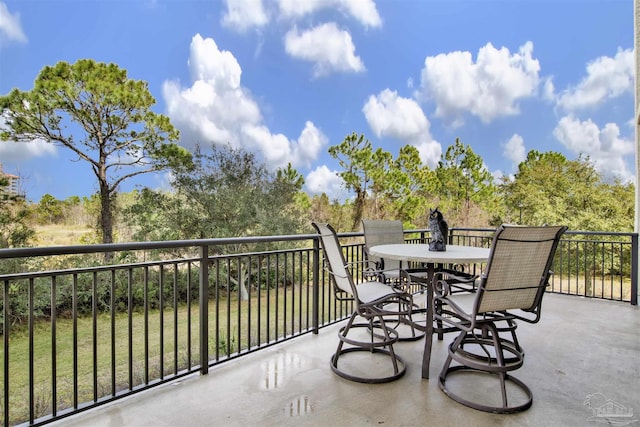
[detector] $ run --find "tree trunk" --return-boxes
[99,185,113,244]
[352,189,366,231]
[99,178,114,262]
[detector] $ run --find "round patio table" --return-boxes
[369,244,490,379]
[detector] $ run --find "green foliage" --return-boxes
[1,260,200,330]
[328,132,378,229]
[124,145,305,244]
[328,133,441,229]
[498,151,634,231]
[121,145,308,300]
[308,193,353,233]
[325,132,634,233]
[434,138,497,226]
[35,193,63,223]
[328,134,498,230]
[0,59,192,244]
[390,145,437,223]
[0,176,35,248]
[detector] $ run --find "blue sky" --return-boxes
[0,0,635,203]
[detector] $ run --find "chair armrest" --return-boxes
[345,260,386,281]
[436,269,479,293]
[433,290,475,331]
[434,277,453,298]
[346,259,378,270]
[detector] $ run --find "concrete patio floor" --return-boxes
[54,293,639,427]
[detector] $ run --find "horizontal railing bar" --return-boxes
[0,247,318,281]
[0,233,319,259]
[449,227,636,238]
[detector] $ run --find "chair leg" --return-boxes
[370,300,425,342]
[438,322,532,414]
[486,317,524,362]
[330,312,406,384]
[435,298,444,340]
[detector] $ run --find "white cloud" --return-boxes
[284,23,365,77]
[363,89,441,167]
[0,115,56,160]
[503,134,526,167]
[277,0,381,28]
[0,2,27,46]
[542,77,555,102]
[0,139,56,161]
[553,115,634,180]
[221,0,269,32]
[364,89,429,140]
[294,121,327,167]
[304,164,346,199]
[556,48,633,111]
[418,41,540,125]
[414,141,442,169]
[241,120,326,168]
[163,34,326,170]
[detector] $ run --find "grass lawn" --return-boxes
[1,283,337,425]
[34,225,94,247]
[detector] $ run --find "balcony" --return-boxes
[49,292,639,426]
[1,228,638,426]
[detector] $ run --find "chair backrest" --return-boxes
[362,219,404,271]
[312,222,357,297]
[475,224,567,315]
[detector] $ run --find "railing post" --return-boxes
[199,245,209,374]
[312,237,320,334]
[631,233,638,306]
[3,280,9,427]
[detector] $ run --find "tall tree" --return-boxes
[0,59,192,245]
[328,132,388,229]
[276,162,308,222]
[435,138,496,225]
[35,193,63,224]
[328,132,370,229]
[391,145,437,225]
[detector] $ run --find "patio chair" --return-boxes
[362,219,410,283]
[361,219,428,341]
[434,224,567,413]
[362,219,477,289]
[362,219,478,340]
[313,222,414,383]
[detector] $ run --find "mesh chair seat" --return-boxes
[355,281,408,304]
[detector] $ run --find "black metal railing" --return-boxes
[447,228,638,304]
[0,228,637,426]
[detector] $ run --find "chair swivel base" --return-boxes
[439,365,532,414]
[438,331,531,414]
[452,334,524,368]
[331,323,406,383]
[370,316,426,342]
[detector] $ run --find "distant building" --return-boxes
[0,162,21,197]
